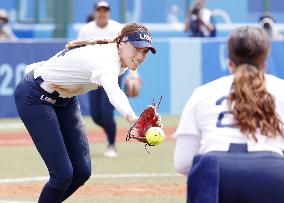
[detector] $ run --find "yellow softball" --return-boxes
[145,127,165,145]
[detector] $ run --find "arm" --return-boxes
[198,17,215,32]
[184,7,192,32]
[124,70,141,97]
[174,133,200,175]
[99,73,138,124]
[173,89,201,175]
[77,26,87,39]
[3,25,17,39]
[198,9,215,33]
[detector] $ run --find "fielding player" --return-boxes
[174,26,284,203]
[14,23,156,203]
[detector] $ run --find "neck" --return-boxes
[96,21,108,28]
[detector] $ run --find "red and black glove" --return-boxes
[126,97,163,145]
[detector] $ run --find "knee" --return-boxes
[73,165,92,186]
[49,168,73,191]
[100,112,114,124]
[89,109,102,124]
[91,113,101,124]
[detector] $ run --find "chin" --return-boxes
[129,66,138,71]
[127,64,136,71]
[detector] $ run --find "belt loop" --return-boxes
[228,143,248,153]
[35,76,44,85]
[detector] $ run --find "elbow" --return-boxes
[174,158,191,176]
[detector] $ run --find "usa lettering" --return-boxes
[40,95,56,104]
[139,34,152,42]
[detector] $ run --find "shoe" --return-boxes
[104,145,118,158]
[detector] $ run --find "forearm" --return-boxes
[199,19,214,32]
[174,133,200,175]
[99,74,138,122]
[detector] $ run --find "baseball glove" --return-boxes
[126,97,163,151]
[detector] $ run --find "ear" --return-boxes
[260,62,266,69]
[228,59,236,73]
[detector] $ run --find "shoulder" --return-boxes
[196,75,233,94]
[89,44,120,64]
[108,20,123,30]
[187,75,233,106]
[79,22,96,32]
[266,74,284,88]
[201,8,212,15]
[86,43,118,56]
[265,74,284,82]
[265,74,284,94]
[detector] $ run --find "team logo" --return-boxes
[40,94,56,104]
[139,33,152,42]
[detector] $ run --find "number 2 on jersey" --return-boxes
[216,96,234,128]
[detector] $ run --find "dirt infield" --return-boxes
[0,127,176,146]
[0,182,186,199]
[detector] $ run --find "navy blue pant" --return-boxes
[188,144,284,203]
[88,75,123,145]
[14,72,91,203]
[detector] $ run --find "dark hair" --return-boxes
[192,7,200,15]
[66,22,149,49]
[227,26,283,141]
[86,14,94,23]
[0,17,8,23]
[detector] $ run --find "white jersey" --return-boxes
[77,19,123,40]
[33,44,132,118]
[176,74,284,155]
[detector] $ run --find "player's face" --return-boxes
[119,41,149,71]
[94,7,109,28]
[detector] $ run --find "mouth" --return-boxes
[132,59,141,64]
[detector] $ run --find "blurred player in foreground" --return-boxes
[174,26,284,203]
[14,22,156,203]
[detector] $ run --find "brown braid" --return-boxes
[227,26,284,141]
[66,22,149,49]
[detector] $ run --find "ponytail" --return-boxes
[65,35,121,49]
[66,23,150,50]
[228,64,284,141]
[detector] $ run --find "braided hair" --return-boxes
[66,23,149,49]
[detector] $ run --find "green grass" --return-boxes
[0,116,185,203]
[0,141,186,203]
[0,115,180,132]
[0,141,179,178]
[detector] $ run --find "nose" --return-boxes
[136,50,146,62]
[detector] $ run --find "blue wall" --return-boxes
[0,40,171,117]
[1,38,284,118]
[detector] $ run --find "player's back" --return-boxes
[35,43,120,85]
[192,74,284,154]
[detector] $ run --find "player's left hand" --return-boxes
[126,97,163,148]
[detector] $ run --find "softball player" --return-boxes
[14,23,156,203]
[174,26,284,203]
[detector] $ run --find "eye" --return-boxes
[143,49,149,54]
